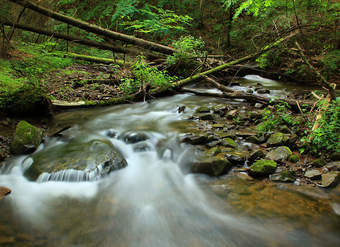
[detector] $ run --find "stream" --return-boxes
[1,76,339,247]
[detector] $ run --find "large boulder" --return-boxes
[10,121,44,155]
[321,172,340,188]
[266,146,292,162]
[24,139,127,181]
[248,159,277,177]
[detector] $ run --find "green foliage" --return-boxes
[302,100,340,154]
[120,5,192,38]
[321,50,340,78]
[166,36,206,65]
[120,56,176,94]
[257,101,300,133]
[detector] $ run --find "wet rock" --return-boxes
[236,172,254,181]
[304,169,322,180]
[177,105,186,113]
[270,169,296,183]
[288,154,299,163]
[266,146,292,162]
[10,121,44,155]
[325,161,340,171]
[226,150,248,165]
[133,142,152,152]
[279,125,291,134]
[256,88,270,94]
[191,156,233,176]
[182,134,213,145]
[311,158,326,168]
[221,138,237,148]
[254,103,264,109]
[212,104,228,116]
[212,123,224,129]
[120,131,149,144]
[198,113,215,121]
[226,109,238,119]
[321,172,340,188]
[195,106,211,114]
[248,159,277,177]
[267,132,289,147]
[330,152,340,161]
[245,135,261,144]
[105,129,117,138]
[0,186,11,200]
[247,88,254,94]
[25,139,127,181]
[249,150,266,163]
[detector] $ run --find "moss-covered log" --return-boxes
[7,0,176,55]
[64,53,128,65]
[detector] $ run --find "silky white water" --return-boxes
[1,93,339,247]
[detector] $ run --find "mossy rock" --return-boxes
[288,154,299,163]
[25,138,127,181]
[10,121,43,155]
[270,169,296,183]
[221,138,237,148]
[191,156,233,176]
[195,106,211,114]
[266,146,292,162]
[267,132,289,147]
[248,159,277,177]
[1,84,52,117]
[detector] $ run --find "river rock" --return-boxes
[256,88,270,94]
[249,150,266,163]
[321,172,340,188]
[195,106,211,114]
[267,132,289,147]
[182,134,214,145]
[0,186,11,200]
[212,104,228,116]
[221,138,237,148]
[10,121,44,155]
[254,103,264,109]
[311,158,326,167]
[270,169,296,183]
[248,159,277,177]
[25,139,127,181]
[225,150,248,165]
[304,169,322,180]
[330,152,340,161]
[191,155,233,176]
[266,146,292,162]
[198,113,215,121]
[325,161,340,171]
[288,154,299,163]
[120,131,149,144]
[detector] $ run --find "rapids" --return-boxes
[1,82,339,247]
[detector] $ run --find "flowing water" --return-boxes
[1,78,340,247]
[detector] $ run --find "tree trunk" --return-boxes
[64,53,128,65]
[7,0,176,55]
[1,21,163,59]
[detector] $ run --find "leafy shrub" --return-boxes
[166,36,206,65]
[120,57,177,94]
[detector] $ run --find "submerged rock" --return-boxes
[321,172,340,188]
[120,131,149,144]
[266,146,292,162]
[25,139,127,181]
[248,159,277,177]
[0,186,11,200]
[10,121,44,155]
[270,169,296,183]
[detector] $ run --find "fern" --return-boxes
[111,0,140,26]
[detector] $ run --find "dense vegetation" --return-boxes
[0,0,339,155]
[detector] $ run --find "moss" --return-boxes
[11,121,43,155]
[221,137,237,148]
[288,154,299,163]
[249,159,277,177]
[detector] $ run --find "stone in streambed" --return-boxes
[320,172,340,188]
[195,106,211,114]
[288,154,299,163]
[266,146,292,162]
[221,138,237,148]
[120,131,149,144]
[270,169,296,183]
[248,159,277,177]
[25,139,127,181]
[10,121,44,155]
[248,150,266,163]
[304,169,322,180]
[191,156,233,176]
[267,132,289,147]
[0,186,11,200]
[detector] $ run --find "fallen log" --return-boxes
[1,21,163,59]
[8,0,176,55]
[168,31,298,90]
[180,87,313,110]
[64,53,127,65]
